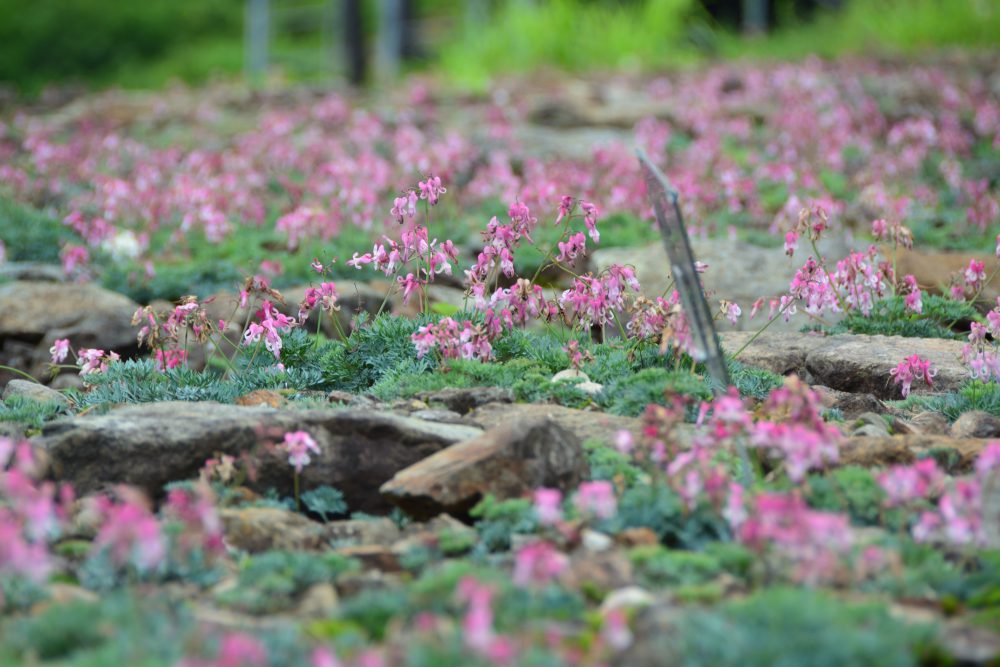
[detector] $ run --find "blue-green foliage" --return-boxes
[217,550,358,615]
[0,196,81,263]
[602,481,731,549]
[469,495,539,554]
[824,293,980,340]
[893,379,1000,421]
[0,394,69,430]
[301,485,348,522]
[671,587,937,667]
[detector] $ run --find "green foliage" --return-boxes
[0,196,82,263]
[0,394,69,430]
[601,367,711,417]
[438,0,699,88]
[893,380,1000,422]
[671,587,937,667]
[605,481,730,549]
[470,495,539,553]
[0,575,49,614]
[824,294,979,340]
[217,550,358,614]
[584,439,643,488]
[0,592,191,665]
[628,545,723,588]
[338,587,412,641]
[805,466,886,526]
[301,485,348,522]
[0,0,242,93]
[100,261,243,304]
[321,314,434,394]
[71,332,331,409]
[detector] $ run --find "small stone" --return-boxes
[2,379,69,408]
[326,518,401,548]
[552,369,590,384]
[600,586,655,613]
[234,390,286,407]
[296,582,339,618]
[949,411,1000,439]
[852,424,891,438]
[336,545,402,573]
[576,381,604,396]
[909,411,950,435]
[615,527,659,548]
[559,551,634,596]
[582,529,613,552]
[831,393,887,420]
[410,409,465,424]
[220,507,327,552]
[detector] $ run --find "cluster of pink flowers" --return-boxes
[297,281,340,322]
[512,540,568,587]
[877,459,945,508]
[889,354,937,398]
[465,201,539,285]
[0,440,71,594]
[739,492,854,585]
[912,442,1000,548]
[411,317,493,362]
[243,300,297,360]
[963,302,1000,382]
[560,265,641,330]
[77,347,121,376]
[573,481,618,520]
[562,339,593,371]
[456,577,515,663]
[281,431,321,473]
[179,633,269,667]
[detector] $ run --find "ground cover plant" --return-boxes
[1,51,1000,667]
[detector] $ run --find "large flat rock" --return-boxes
[381,417,589,519]
[721,331,969,399]
[35,401,482,514]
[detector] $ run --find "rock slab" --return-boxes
[381,416,589,519]
[35,401,482,514]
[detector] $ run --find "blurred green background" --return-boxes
[0,0,998,95]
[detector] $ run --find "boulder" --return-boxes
[380,417,589,519]
[838,434,992,473]
[219,507,327,552]
[35,401,483,514]
[465,401,643,447]
[721,331,969,398]
[2,379,70,408]
[948,411,1000,439]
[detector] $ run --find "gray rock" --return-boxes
[593,236,849,333]
[35,401,483,514]
[0,281,141,382]
[381,417,589,519]
[721,331,969,398]
[465,401,644,447]
[949,411,1000,439]
[0,262,65,282]
[2,379,69,408]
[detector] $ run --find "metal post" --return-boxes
[245,0,270,81]
[377,0,403,80]
[344,0,367,86]
[742,0,768,33]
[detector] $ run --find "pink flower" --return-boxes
[877,459,944,507]
[581,201,600,243]
[890,354,936,398]
[512,540,568,587]
[574,481,617,520]
[724,301,741,324]
[282,431,320,473]
[93,495,166,572]
[49,338,70,364]
[723,483,748,530]
[417,175,447,205]
[964,259,986,290]
[784,231,799,256]
[533,488,563,525]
